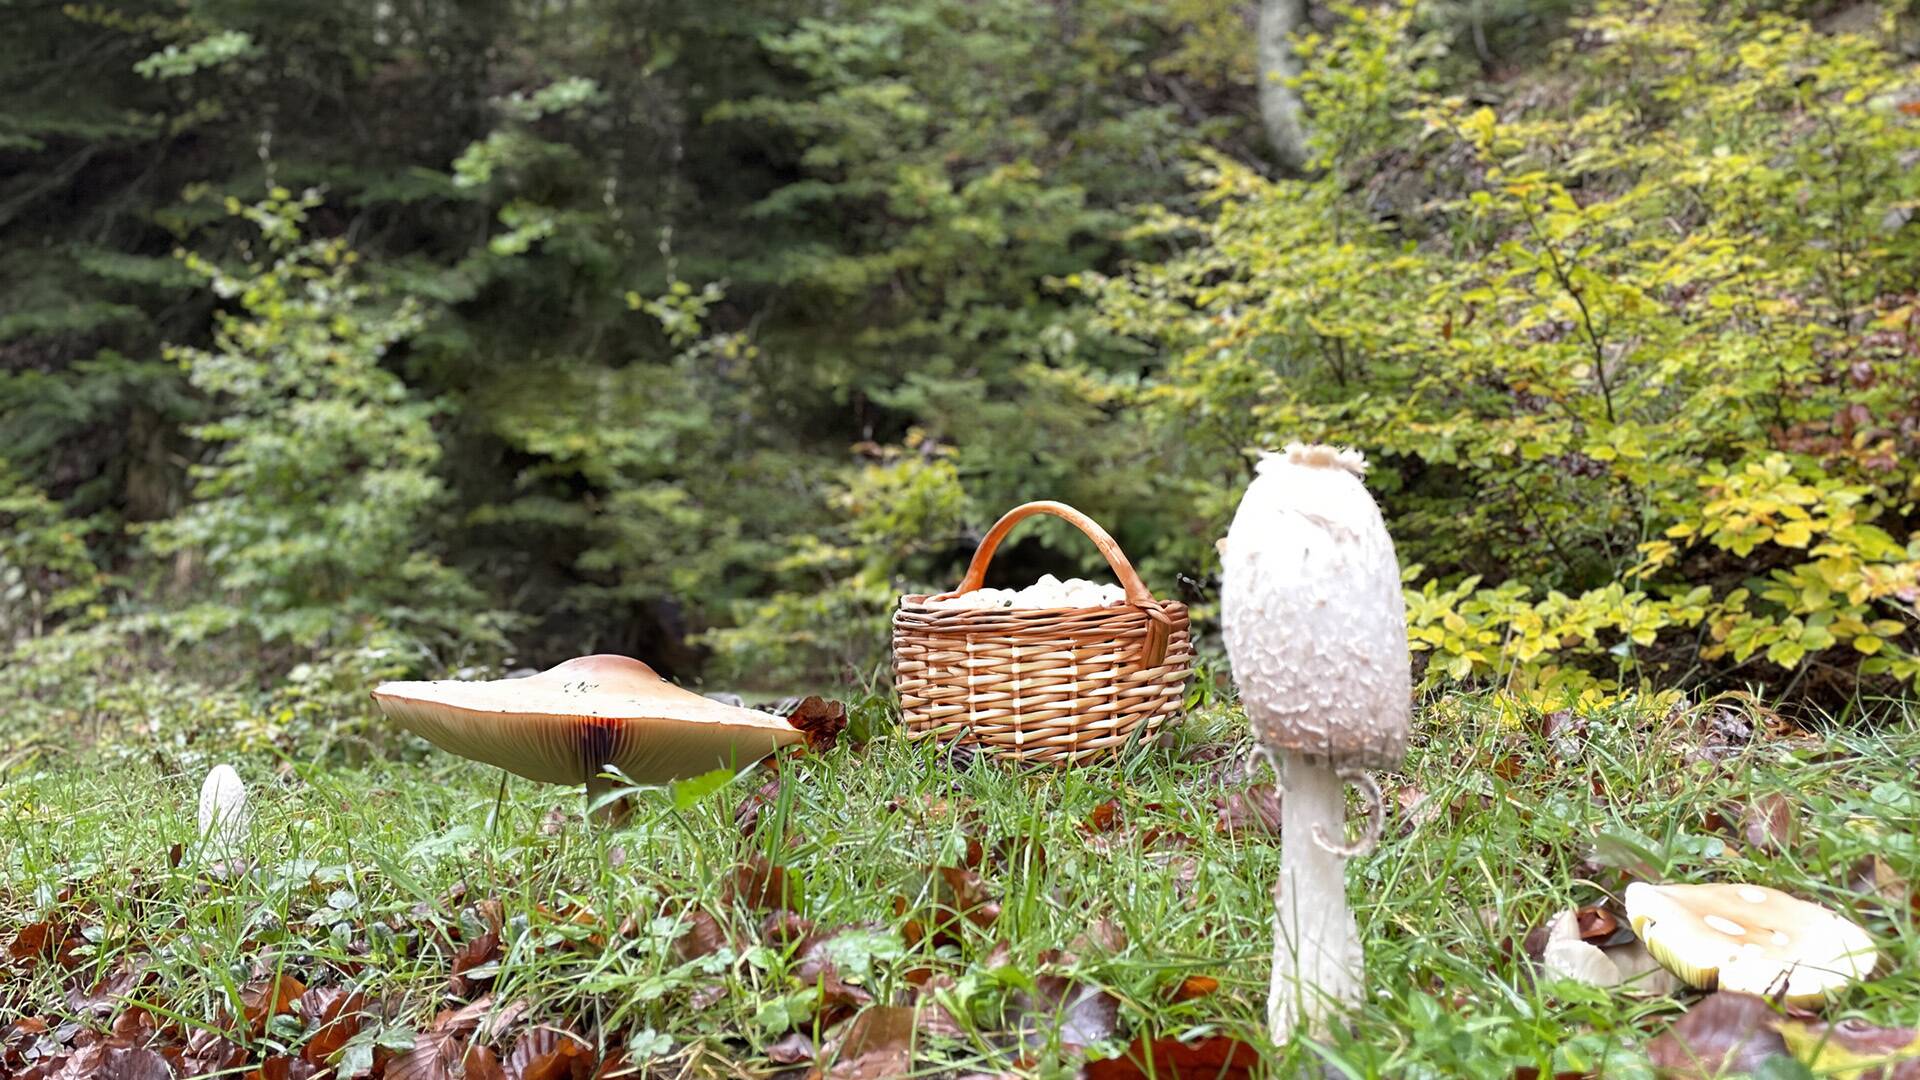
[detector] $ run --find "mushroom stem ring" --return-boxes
[1252,748,1386,858]
[1309,768,1384,858]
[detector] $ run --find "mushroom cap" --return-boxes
[1625,882,1878,1005]
[1220,442,1411,770]
[372,655,803,786]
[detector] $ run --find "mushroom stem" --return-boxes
[584,775,632,827]
[1269,750,1365,1042]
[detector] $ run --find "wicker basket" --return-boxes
[893,501,1192,764]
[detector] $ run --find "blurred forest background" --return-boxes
[4,0,1920,750]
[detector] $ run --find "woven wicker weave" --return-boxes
[894,501,1192,764]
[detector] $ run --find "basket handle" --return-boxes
[937,501,1174,667]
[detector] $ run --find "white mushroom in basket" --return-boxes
[1220,443,1412,1042]
[1625,882,1878,1006]
[372,655,802,824]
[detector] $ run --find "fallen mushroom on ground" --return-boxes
[1626,882,1879,1006]
[1220,443,1412,1042]
[372,654,802,824]
[1535,905,1680,996]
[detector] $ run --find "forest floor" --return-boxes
[3,693,1918,1078]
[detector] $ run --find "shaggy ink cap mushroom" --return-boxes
[1220,442,1414,1043]
[372,655,803,790]
[1626,882,1878,1006]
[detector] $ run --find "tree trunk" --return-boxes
[1269,750,1364,1041]
[1257,0,1311,173]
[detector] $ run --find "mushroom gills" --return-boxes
[1625,882,1878,1005]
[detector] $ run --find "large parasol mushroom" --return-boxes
[1219,443,1412,1042]
[372,654,803,823]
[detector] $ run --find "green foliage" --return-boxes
[140,190,507,655]
[1092,0,1920,706]
[2,0,1914,711]
[0,464,107,642]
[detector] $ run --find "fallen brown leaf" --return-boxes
[934,866,1000,937]
[767,1031,816,1065]
[726,854,803,913]
[813,1006,914,1080]
[1213,783,1282,838]
[1646,992,1789,1079]
[785,697,850,753]
[1738,794,1797,854]
[241,974,307,1037]
[1169,975,1219,1002]
[1083,1034,1262,1079]
[449,930,500,994]
[1011,973,1119,1051]
[296,987,367,1065]
[735,775,783,838]
[505,1026,594,1080]
[1083,800,1122,835]
[671,907,730,962]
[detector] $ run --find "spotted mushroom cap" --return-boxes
[1219,442,1412,770]
[372,655,803,786]
[1625,882,1878,1006]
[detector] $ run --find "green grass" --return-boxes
[3,693,1917,1078]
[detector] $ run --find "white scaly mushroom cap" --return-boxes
[1220,443,1411,770]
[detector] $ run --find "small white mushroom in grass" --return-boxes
[196,764,249,856]
[1220,443,1412,1043]
[372,655,803,824]
[1626,882,1878,1006]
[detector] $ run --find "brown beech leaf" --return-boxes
[66,956,152,1018]
[934,866,1000,936]
[1848,854,1918,915]
[248,1056,323,1080]
[1072,917,1128,955]
[505,1026,594,1080]
[910,974,967,1039]
[809,963,875,1027]
[735,775,783,838]
[1083,800,1122,835]
[1738,794,1797,853]
[1572,905,1634,948]
[93,1045,187,1080]
[1646,992,1789,1079]
[726,854,803,913]
[298,988,368,1065]
[1083,1034,1262,1079]
[384,1032,457,1080]
[671,907,730,962]
[241,974,308,1037]
[785,696,850,753]
[449,929,500,994]
[766,1031,817,1066]
[760,910,815,946]
[812,1006,915,1080]
[455,1044,509,1080]
[1011,974,1120,1052]
[1169,975,1219,1002]
[181,1028,248,1075]
[1213,784,1282,838]
[7,920,59,963]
